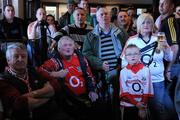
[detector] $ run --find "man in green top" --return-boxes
[70,0,93,27]
[59,0,76,28]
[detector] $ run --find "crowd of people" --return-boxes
[0,0,179,120]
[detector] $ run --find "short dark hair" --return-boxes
[46,14,55,21]
[73,7,86,17]
[3,4,14,11]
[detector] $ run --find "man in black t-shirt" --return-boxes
[0,4,26,40]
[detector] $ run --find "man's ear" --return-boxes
[170,4,175,11]
[6,58,10,64]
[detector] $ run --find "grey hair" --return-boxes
[6,43,27,60]
[57,36,75,49]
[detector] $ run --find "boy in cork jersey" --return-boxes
[119,44,153,120]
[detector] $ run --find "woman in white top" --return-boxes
[121,13,177,120]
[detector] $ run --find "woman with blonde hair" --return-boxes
[121,13,177,120]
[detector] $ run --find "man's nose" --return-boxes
[121,17,125,20]
[9,11,13,14]
[159,3,163,8]
[17,56,23,61]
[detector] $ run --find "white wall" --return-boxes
[0,1,3,19]
[45,6,57,19]
[12,0,24,18]
[59,4,67,18]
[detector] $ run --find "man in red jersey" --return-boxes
[38,36,98,120]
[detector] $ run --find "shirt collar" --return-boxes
[126,63,144,74]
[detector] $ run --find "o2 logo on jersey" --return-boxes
[141,54,153,66]
[132,83,141,92]
[69,76,83,87]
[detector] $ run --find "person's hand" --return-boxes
[57,69,68,78]
[165,71,172,82]
[174,12,180,19]
[48,24,57,32]
[88,91,98,102]
[159,40,169,50]
[102,61,109,72]
[136,102,146,109]
[138,109,147,119]
[50,69,68,78]
[43,82,53,89]
[136,102,147,119]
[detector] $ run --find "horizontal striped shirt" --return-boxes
[100,31,118,70]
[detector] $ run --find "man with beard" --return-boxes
[117,10,137,43]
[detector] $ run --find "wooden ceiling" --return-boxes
[41,0,153,5]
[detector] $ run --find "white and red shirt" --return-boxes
[121,34,173,83]
[119,63,153,107]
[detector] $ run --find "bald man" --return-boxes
[83,7,124,120]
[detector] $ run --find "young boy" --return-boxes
[119,44,153,120]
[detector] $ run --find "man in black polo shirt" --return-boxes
[0,4,26,40]
[155,0,180,81]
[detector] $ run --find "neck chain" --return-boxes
[8,68,28,80]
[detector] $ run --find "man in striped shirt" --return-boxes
[53,7,93,50]
[83,7,124,120]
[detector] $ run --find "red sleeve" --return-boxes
[37,59,62,93]
[37,58,60,79]
[121,93,138,106]
[141,95,149,104]
[37,58,59,77]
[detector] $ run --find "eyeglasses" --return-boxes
[125,53,140,56]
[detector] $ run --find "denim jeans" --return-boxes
[174,70,180,120]
[149,81,178,120]
[171,64,180,79]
